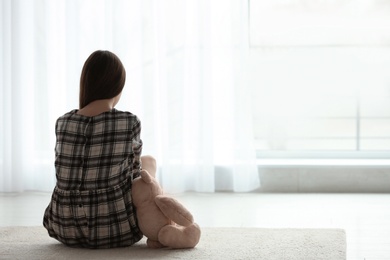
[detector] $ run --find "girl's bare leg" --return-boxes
[141,155,157,178]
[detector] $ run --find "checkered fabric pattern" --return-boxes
[43,109,143,248]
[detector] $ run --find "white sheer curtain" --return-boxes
[0,0,260,193]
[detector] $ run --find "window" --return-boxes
[249,0,390,158]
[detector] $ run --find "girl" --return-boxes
[43,50,155,248]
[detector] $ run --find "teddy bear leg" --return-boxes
[158,223,201,249]
[155,195,194,226]
[146,238,165,249]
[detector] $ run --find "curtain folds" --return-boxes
[0,0,260,193]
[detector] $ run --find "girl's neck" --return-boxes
[76,99,115,117]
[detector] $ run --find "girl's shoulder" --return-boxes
[107,109,141,126]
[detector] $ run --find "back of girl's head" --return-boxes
[79,50,126,108]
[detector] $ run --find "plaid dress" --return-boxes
[43,109,143,248]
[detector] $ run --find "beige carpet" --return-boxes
[0,226,346,260]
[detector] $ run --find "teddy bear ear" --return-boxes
[140,170,153,183]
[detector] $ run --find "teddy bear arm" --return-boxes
[155,195,194,227]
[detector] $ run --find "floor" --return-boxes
[1,192,389,260]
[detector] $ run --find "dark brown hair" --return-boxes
[79,50,126,108]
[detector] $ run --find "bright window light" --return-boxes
[249,0,390,157]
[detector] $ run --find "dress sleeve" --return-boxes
[130,117,142,179]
